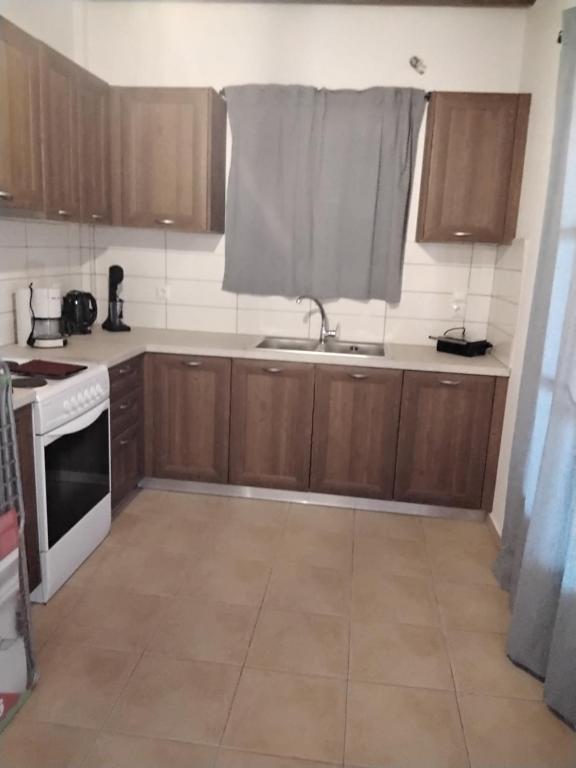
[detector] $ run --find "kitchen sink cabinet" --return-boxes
[39,45,81,221]
[145,354,231,483]
[0,18,43,213]
[311,365,402,498]
[110,87,226,233]
[230,360,315,491]
[417,92,530,244]
[77,68,110,225]
[110,356,144,513]
[14,405,41,592]
[394,371,496,509]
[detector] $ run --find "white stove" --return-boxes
[8,358,111,603]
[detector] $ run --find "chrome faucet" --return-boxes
[296,295,337,345]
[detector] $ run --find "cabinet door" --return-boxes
[40,45,79,221]
[15,405,41,592]
[311,366,402,499]
[394,371,495,509]
[111,424,140,510]
[417,92,530,244]
[0,18,43,212]
[78,69,110,225]
[230,360,315,491]
[111,87,226,232]
[110,356,144,513]
[150,354,231,482]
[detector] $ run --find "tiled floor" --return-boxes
[1,491,575,767]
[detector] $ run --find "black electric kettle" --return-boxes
[61,291,98,335]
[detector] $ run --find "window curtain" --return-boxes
[494,7,576,729]
[222,85,426,302]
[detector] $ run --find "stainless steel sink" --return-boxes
[323,340,385,357]
[257,337,385,357]
[257,337,319,352]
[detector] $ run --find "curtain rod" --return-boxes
[218,89,433,100]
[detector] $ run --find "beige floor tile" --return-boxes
[87,543,189,596]
[354,536,431,578]
[23,642,139,729]
[51,587,167,653]
[110,511,214,556]
[448,630,543,700]
[0,719,97,768]
[423,518,494,550]
[350,621,453,690]
[217,749,335,768]
[212,520,283,563]
[429,542,499,587]
[266,562,351,617]
[286,505,354,535]
[435,581,509,633]
[279,525,353,571]
[346,682,468,768]
[352,569,440,627]
[459,693,576,768]
[181,551,271,606]
[248,609,349,678]
[226,497,290,528]
[30,583,83,650]
[66,539,119,591]
[83,732,217,768]
[125,490,231,525]
[355,510,425,542]
[147,597,258,664]
[110,654,241,744]
[223,668,346,764]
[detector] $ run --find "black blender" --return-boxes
[102,265,131,332]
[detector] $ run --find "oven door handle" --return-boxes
[43,400,109,447]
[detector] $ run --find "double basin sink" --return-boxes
[257,337,385,357]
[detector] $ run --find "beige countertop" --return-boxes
[4,326,509,410]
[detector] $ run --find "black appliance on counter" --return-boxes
[61,291,98,335]
[102,265,130,332]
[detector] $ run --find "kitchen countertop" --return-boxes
[4,326,510,410]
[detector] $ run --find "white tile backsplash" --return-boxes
[487,240,525,366]
[1,219,524,358]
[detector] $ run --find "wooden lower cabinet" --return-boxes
[14,405,41,592]
[394,371,496,509]
[311,366,402,498]
[145,354,231,483]
[110,356,144,512]
[230,360,315,491]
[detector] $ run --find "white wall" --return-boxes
[0,0,78,57]
[490,0,574,533]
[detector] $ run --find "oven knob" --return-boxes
[63,399,71,412]
[70,396,78,409]
[96,384,104,395]
[90,386,98,399]
[78,392,86,405]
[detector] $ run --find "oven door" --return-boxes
[37,400,110,550]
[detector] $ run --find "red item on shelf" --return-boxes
[0,508,19,558]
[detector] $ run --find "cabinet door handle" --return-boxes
[156,218,175,226]
[439,378,461,386]
[0,190,13,201]
[453,231,472,237]
[349,373,368,380]
[119,402,130,411]
[118,367,131,375]
[120,437,131,446]
[264,367,282,374]
[91,213,103,222]
[183,360,202,367]
[58,209,71,218]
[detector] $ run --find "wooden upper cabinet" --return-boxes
[394,371,496,509]
[417,92,530,244]
[147,354,231,483]
[77,69,110,225]
[311,366,402,499]
[0,17,43,212]
[111,87,227,232]
[40,45,80,221]
[230,360,315,491]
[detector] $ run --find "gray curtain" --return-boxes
[494,7,576,729]
[222,85,426,302]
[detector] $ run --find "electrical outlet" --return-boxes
[451,292,466,319]
[157,284,171,301]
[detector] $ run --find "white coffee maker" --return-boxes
[15,284,66,348]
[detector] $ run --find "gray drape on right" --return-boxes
[223,85,425,302]
[494,7,576,730]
